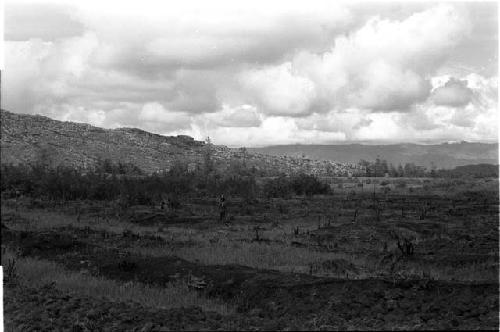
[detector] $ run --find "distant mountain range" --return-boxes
[249,142,498,169]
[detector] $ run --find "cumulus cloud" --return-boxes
[393,73,498,142]
[239,63,317,116]
[188,116,346,147]
[51,104,107,127]
[241,4,471,116]
[2,1,497,146]
[431,77,474,106]
[352,62,430,111]
[74,0,353,73]
[197,104,262,128]
[296,109,368,134]
[139,102,190,125]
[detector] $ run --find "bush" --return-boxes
[291,173,330,196]
[2,161,330,202]
[395,180,407,188]
[263,176,293,198]
[263,173,329,198]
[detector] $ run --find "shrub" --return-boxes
[291,173,330,196]
[395,180,407,188]
[263,176,293,198]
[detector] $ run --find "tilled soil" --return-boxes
[4,283,236,331]
[3,226,499,330]
[4,270,498,331]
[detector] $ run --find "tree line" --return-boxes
[357,158,428,177]
[1,158,331,205]
[357,158,497,178]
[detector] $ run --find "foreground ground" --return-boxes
[2,177,499,330]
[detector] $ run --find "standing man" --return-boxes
[219,194,226,223]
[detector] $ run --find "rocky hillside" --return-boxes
[1,110,208,173]
[1,110,361,176]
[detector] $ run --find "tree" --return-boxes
[359,159,371,177]
[430,162,437,178]
[397,164,404,177]
[389,164,398,177]
[240,147,248,168]
[404,163,416,177]
[381,159,389,176]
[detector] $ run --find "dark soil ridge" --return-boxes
[2,226,499,330]
[3,283,239,331]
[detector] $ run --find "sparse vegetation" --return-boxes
[2,159,498,330]
[1,250,233,314]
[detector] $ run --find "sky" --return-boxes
[1,0,498,147]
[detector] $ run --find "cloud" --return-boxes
[139,102,191,125]
[351,61,430,111]
[240,4,471,115]
[352,118,373,130]
[198,104,262,128]
[5,2,84,41]
[72,0,353,73]
[2,1,496,146]
[163,70,220,114]
[431,77,474,106]
[188,116,346,147]
[239,63,317,116]
[296,109,368,134]
[393,73,498,141]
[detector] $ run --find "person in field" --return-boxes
[219,194,226,223]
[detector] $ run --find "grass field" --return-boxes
[2,176,499,330]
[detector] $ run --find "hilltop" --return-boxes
[1,110,207,173]
[0,110,361,176]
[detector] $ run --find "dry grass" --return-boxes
[3,201,497,283]
[395,260,499,283]
[2,250,233,315]
[2,206,166,240]
[134,239,373,277]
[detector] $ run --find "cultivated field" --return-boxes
[2,177,499,330]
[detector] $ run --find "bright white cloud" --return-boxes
[139,102,190,125]
[188,116,347,147]
[197,104,262,128]
[237,4,471,116]
[2,1,497,146]
[294,4,470,112]
[240,63,317,116]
